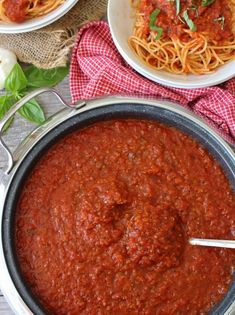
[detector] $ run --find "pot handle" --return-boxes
[0,87,75,174]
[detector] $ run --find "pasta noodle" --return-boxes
[129,0,235,74]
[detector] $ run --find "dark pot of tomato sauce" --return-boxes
[1,99,235,315]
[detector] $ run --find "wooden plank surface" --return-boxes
[0,77,71,314]
[0,296,14,315]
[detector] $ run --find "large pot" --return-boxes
[0,88,234,315]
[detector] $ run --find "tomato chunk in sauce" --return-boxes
[3,0,29,23]
[15,120,235,315]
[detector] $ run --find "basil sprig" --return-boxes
[214,16,225,30]
[0,95,16,131]
[176,0,181,15]
[149,9,163,40]
[5,64,28,95]
[202,0,215,7]
[0,63,68,131]
[24,66,69,88]
[183,10,197,32]
[190,5,199,17]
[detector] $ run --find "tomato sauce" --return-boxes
[3,0,29,23]
[140,0,234,42]
[15,120,235,315]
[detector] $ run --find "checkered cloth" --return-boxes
[70,21,235,145]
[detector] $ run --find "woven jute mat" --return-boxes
[0,0,107,69]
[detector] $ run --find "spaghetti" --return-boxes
[0,0,65,23]
[129,0,235,74]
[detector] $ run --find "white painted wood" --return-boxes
[0,77,71,169]
[0,296,14,315]
[0,76,71,314]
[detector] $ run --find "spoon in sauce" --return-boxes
[189,238,235,249]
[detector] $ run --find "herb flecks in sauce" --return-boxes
[149,8,163,40]
[142,0,232,43]
[183,10,197,31]
[214,16,225,30]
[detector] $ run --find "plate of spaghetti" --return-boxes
[0,0,78,33]
[108,0,235,88]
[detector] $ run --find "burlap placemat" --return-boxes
[0,0,107,69]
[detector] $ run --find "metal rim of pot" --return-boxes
[0,88,234,315]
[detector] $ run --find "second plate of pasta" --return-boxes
[108,0,235,88]
[0,0,78,33]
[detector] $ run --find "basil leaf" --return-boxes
[5,63,28,95]
[0,95,16,131]
[214,16,225,30]
[149,9,163,40]
[183,10,197,32]
[154,27,163,40]
[149,9,160,29]
[202,0,215,7]
[176,0,181,15]
[0,95,13,118]
[190,5,199,17]
[2,116,14,132]
[18,98,45,125]
[24,66,69,88]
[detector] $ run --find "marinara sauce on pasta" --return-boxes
[140,0,233,41]
[129,0,235,74]
[0,0,65,23]
[15,120,235,314]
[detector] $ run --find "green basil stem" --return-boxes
[149,9,163,40]
[214,16,225,30]
[201,0,216,7]
[176,0,181,15]
[183,10,197,32]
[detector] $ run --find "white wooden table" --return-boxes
[0,77,71,314]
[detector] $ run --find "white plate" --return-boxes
[0,0,78,33]
[108,0,235,89]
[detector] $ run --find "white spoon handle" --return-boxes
[189,238,235,249]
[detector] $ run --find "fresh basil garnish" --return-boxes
[149,9,163,40]
[190,5,199,17]
[18,97,45,125]
[5,63,28,95]
[0,95,16,131]
[183,10,197,32]
[0,63,67,132]
[176,0,181,15]
[149,9,160,28]
[202,0,215,7]
[214,16,225,30]
[154,27,163,40]
[24,65,69,88]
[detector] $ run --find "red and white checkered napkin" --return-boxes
[70,21,235,145]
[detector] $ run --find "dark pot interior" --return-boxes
[2,103,235,315]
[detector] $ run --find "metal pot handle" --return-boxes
[0,87,74,174]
